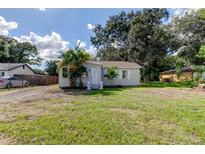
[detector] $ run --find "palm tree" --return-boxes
[58,44,91,87]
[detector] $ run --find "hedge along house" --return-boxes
[59,61,142,89]
[160,67,196,82]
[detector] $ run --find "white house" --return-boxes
[0,63,35,77]
[59,61,142,89]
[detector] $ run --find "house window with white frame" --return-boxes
[122,70,128,79]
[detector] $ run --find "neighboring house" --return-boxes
[0,63,35,77]
[160,67,205,82]
[59,61,142,89]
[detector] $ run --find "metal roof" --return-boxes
[160,67,194,74]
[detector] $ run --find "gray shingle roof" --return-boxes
[86,61,142,69]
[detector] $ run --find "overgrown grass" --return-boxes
[0,85,205,144]
[142,81,195,88]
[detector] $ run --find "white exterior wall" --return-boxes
[0,71,9,77]
[82,62,102,86]
[0,65,34,77]
[59,63,102,88]
[102,68,141,86]
[59,66,70,88]
[9,65,35,76]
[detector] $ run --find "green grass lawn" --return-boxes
[0,83,205,144]
[141,81,196,88]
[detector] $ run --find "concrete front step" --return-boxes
[91,84,100,89]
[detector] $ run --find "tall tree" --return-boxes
[0,36,42,64]
[91,9,178,81]
[171,10,205,65]
[45,60,58,76]
[0,36,17,62]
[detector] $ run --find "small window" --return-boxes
[1,72,5,76]
[103,69,107,77]
[122,70,128,79]
[62,67,68,78]
[22,65,25,69]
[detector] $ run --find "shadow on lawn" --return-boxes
[84,88,124,96]
[61,87,123,96]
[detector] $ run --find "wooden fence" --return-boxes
[14,74,58,86]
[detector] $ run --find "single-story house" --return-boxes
[160,67,205,82]
[59,61,142,89]
[0,63,35,77]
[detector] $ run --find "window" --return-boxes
[1,72,5,76]
[103,69,107,77]
[62,67,68,78]
[122,70,128,79]
[22,65,25,69]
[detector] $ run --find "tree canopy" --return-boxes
[91,9,179,81]
[0,35,42,64]
[171,10,205,65]
[91,9,205,81]
[45,60,59,76]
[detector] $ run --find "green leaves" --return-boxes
[45,60,58,76]
[60,46,92,87]
[172,10,205,65]
[199,9,205,18]
[62,48,91,67]
[91,9,177,81]
[197,45,205,58]
[105,67,118,85]
[0,36,41,64]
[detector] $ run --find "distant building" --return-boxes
[0,63,35,77]
[160,67,195,82]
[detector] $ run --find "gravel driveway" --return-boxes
[0,85,64,104]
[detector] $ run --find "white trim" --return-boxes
[128,70,131,79]
[118,69,122,79]
[103,69,107,75]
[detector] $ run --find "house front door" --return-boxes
[91,68,98,84]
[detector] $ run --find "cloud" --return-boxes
[38,8,46,12]
[87,24,95,30]
[76,40,97,56]
[14,32,69,60]
[0,16,18,36]
[172,9,185,17]
[87,45,97,56]
[77,40,86,49]
[172,8,200,18]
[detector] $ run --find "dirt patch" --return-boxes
[0,85,66,104]
[187,87,205,93]
[0,134,16,145]
[139,88,205,100]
